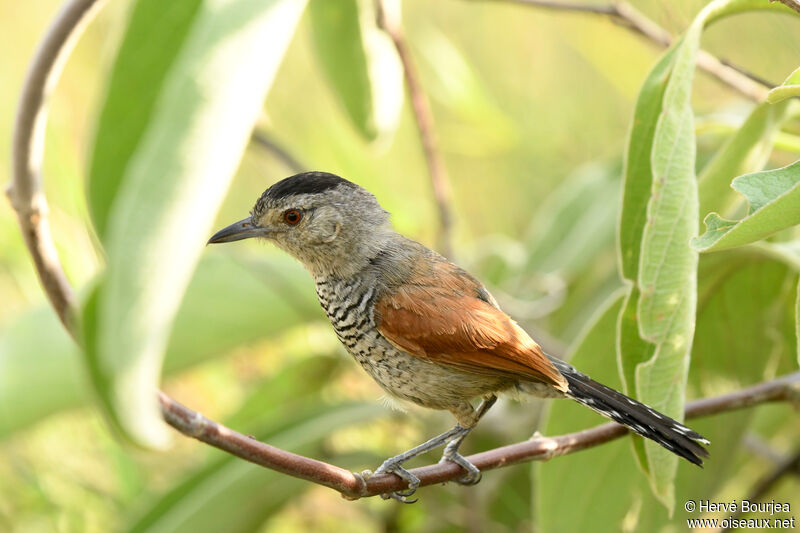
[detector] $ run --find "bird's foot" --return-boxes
[374,457,420,503]
[439,449,482,486]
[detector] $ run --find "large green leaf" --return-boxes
[539,255,797,532]
[0,253,320,439]
[87,0,204,239]
[633,29,700,511]
[692,254,798,385]
[617,47,677,281]
[83,0,308,448]
[697,101,790,218]
[692,160,800,252]
[308,0,403,140]
[614,0,792,509]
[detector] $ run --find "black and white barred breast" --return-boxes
[312,274,509,411]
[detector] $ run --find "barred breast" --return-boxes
[313,275,509,411]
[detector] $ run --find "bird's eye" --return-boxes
[283,209,303,225]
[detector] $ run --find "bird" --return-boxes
[208,171,709,502]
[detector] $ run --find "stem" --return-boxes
[159,371,800,500]
[481,0,773,101]
[8,0,106,333]
[376,0,454,257]
[250,130,306,174]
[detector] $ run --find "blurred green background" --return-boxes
[1,0,799,531]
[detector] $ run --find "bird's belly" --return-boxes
[316,278,509,410]
[337,324,508,410]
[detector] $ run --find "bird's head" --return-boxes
[209,172,392,277]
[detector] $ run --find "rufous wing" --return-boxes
[375,261,567,391]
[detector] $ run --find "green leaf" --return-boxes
[633,28,700,513]
[692,160,800,252]
[697,64,800,216]
[697,101,790,218]
[693,254,798,385]
[616,0,779,510]
[86,1,200,239]
[540,256,797,531]
[308,0,403,140]
[87,0,204,240]
[767,66,800,104]
[0,306,85,437]
[617,47,678,281]
[83,0,308,448]
[768,84,800,104]
[0,253,320,439]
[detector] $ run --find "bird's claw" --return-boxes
[439,450,482,486]
[374,459,420,503]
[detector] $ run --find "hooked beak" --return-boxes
[207,217,273,244]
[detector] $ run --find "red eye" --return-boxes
[283,209,302,225]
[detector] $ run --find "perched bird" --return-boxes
[209,171,709,502]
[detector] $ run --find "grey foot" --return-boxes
[439,449,482,486]
[374,457,421,503]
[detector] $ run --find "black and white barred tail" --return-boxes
[550,358,710,465]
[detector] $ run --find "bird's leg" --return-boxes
[368,396,497,502]
[370,424,467,502]
[439,395,498,486]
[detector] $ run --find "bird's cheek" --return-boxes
[309,221,341,244]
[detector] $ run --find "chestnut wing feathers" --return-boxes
[375,261,567,390]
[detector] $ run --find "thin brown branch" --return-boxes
[771,0,800,15]
[724,447,800,530]
[482,0,772,101]
[376,0,454,257]
[159,371,800,500]
[7,0,107,332]
[250,130,306,174]
[158,392,366,496]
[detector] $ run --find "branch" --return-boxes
[250,129,306,174]
[376,0,454,257]
[771,0,800,15]
[724,446,800,530]
[7,0,107,333]
[481,0,773,102]
[160,372,800,500]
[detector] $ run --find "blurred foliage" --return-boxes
[1,0,800,532]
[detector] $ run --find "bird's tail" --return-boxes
[549,358,709,465]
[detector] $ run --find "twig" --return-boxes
[376,0,454,257]
[159,372,800,500]
[742,448,800,501]
[480,0,773,101]
[743,434,791,465]
[723,447,800,530]
[250,130,306,174]
[7,0,106,332]
[771,0,800,15]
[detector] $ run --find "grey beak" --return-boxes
[208,217,272,244]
